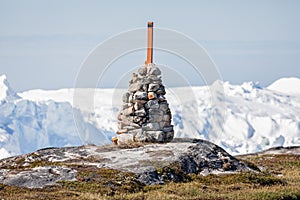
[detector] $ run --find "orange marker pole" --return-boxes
[146,22,153,65]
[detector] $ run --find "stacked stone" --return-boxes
[115,64,174,144]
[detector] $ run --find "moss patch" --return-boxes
[60,166,144,196]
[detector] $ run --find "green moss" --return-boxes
[240,158,261,171]
[242,172,285,186]
[60,166,144,195]
[142,185,163,193]
[190,171,285,187]
[59,181,111,195]
[250,190,300,200]
[156,162,192,183]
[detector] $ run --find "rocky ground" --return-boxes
[0,138,253,189]
[0,139,299,199]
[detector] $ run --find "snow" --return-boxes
[1,74,300,159]
[0,75,20,103]
[0,76,111,159]
[268,77,300,94]
[0,148,10,158]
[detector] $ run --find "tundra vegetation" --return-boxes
[0,153,299,200]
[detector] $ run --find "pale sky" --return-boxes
[0,0,299,91]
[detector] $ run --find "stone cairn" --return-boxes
[113,64,174,145]
[112,22,174,145]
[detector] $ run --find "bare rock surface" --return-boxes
[0,138,255,188]
[0,166,76,188]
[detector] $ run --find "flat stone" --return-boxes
[133,116,143,123]
[148,114,163,123]
[147,66,161,76]
[145,131,165,142]
[133,102,143,110]
[132,99,147,104]
[118,121,133,130]
[142,122,161,131]
[141,117,147,124]
[130,73,138,83]
[117,122,123,130]
[163,114,171,122]
[116,129,128,134]
[129,83,140,93]
[129,122,141,128]
[165,132,174,142]
[122,92,130,103]
[135,108,146,117]
[117,113,122,121]
[149,109,163,116]
[149,75,162,83]
[138,67,147,76]
[122,106,134,116]
[148,83,160,92]
[134,92,148,100]
[128,129,142,137]
[128,94,133,103]
[122,103,132,110]
[159,102,169,111]
[123,126,136,131]
[117,134,134,145]
[145,99,159,109]
[134,131,147,142]
[119,114,133,122]
[163,125,174,132]
[158,95,166,102]
[160,121,170,127]
[119,114,129,121]
[156,86,166,95]
[131,73,138,82]
[139,77,151,85]
[142,84,148,92]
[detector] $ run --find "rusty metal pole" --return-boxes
[146,22,153,65]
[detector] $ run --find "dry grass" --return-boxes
[0,154,299,200]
